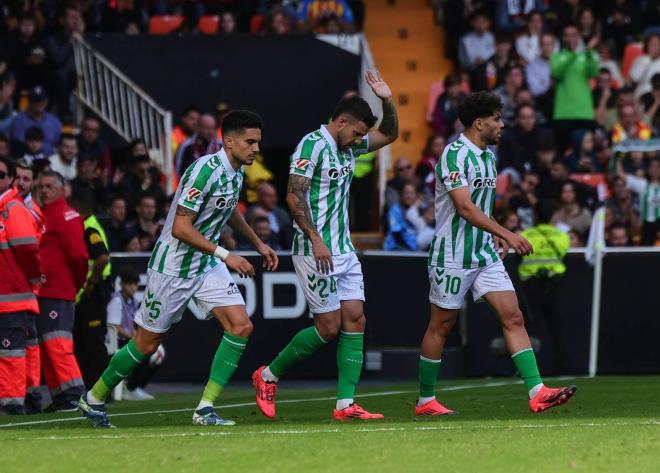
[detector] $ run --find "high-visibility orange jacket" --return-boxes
[0,188,42,314]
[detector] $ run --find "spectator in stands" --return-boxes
[385,157,415,209]
[640,73,660,131]
[48,133,78,181]
[37,170,88,411]
[432,73,465,138]
[298,0,355,33]
[611,103,652,143]
[122,233,141,253]
[476,33,516,92]
[239,214,281,251]
[220,11,238,34]
[551,181,593,237]
[618,157,660,245]
[171,105,200,154]
[245,182,292,250]
[630,34,660,99]
[44,4,82,118]
[607,175,642,239]
[384,182,419,251]
[128,194,161,252]
[106,266,162,401]
[568,229,584,247]
[72,154,104,207]
[551,24,599,153]
[492,65,525,127]
[577,7,600,52]
[606,221,631,246]
[498,104,545,179]
[499,209,521,233]
[116,155,166,219]
[416,134,445,202]
[0,134,10,160]
[593,67,619,128]
[566,130,601,173]
[4,11,47,93]
[103,195,128,252]
[0,72,15,137]
[602,7,636,60]
[405,200,435,251]
[77,117,113,184]
[459,10,495,86]
[515,10,544,64]
[21,126,47,169]
[525,33,556,116]
[262,7,293,34]
[10,85,61,156]
[502,171,539,230]
[176,113,221,176]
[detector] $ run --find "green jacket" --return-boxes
[518,224,570,280]
[551,49,599,120]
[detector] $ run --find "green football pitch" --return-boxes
[2,376,659,473]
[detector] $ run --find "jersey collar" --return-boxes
[459,133,488,157]
[218,147,239,177]
[319,125,338,153]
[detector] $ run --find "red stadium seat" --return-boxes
[149,15,185,35]
[198,15,219,34]
[621,42,643,80]
[250,14,264,33]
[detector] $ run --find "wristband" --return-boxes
[214,245,230,261]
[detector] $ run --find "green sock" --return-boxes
[337,332,364,400]
[512,348,543,393]
[418,356,442,398]
[200,332,248,404]
[268,326,327,378]
[91,339,147,402]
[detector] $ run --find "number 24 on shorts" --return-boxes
[307,274,337,298]
[144,291,162,319]
[434,269,461,295]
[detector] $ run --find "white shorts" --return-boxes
[292,252,365,315]
[135,264,245,333]
[428,260,514,310]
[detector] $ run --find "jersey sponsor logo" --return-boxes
[448,172,461,183]
[328,164,353,180]
[215,196,238,209]
[294,159,311,170]
[186,188,202,202]
[472,178,497,189]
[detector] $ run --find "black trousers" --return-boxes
[73,282,110,389]
[521,277,568,373]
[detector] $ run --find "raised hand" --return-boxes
[365,70,392,101]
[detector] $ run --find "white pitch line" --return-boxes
[0,377,581,430]
[12,420,660,442]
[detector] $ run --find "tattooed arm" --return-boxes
[286,174,333,273]
[365,70,399,151]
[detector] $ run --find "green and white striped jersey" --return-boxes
[148,148,244,278]
[626,175,660,223]
[428,134,500,269]
[289,125,369,256]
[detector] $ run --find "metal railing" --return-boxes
[72,36,173,193]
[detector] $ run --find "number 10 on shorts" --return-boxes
[435,268,461,295]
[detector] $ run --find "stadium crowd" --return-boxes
[384,0,660,251]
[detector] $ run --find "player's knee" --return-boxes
[429,317,455,338]
[231,319,253,338]
[315,319,340,341]
[136,339,160,356]
[502,308,525,330]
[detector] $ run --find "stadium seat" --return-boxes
[198,15,219,34]
[250,14,264,33]
[621,42,643,80]
[149,15,185,35]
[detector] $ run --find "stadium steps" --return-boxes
[364,0,453,166]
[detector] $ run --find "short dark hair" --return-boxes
[106,194,126,207]
[515,103,535,117]
[119,266,140,284]
[183,104,201,116]
[331,96,377,128]
[39,170,65,186]
[60,133,76,144]
[221,110,264,135]
[0,133,9,145]
[15,158,34,174]
[0,156,16,177]
[137,193,156,206]
[443,73,462,89]
[457,92,502,128]
[25,127,44,142]
[651,73,660,91]
[251,215,270,226]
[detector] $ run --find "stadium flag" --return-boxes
[585,206,606,266]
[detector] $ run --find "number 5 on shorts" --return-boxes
[435,269,461,295]
[144,291,162,319]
